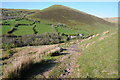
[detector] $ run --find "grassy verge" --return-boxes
[74,29,118,78]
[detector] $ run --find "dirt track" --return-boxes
[42,43,81,78]
[59,43,81,78]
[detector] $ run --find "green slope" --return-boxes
[28,5,115,34]
[74,29,118,78]
[1,5,116,36]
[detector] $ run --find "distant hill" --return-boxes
[28,5,115,34]
[103,17,119,24]
[0,8,39,20]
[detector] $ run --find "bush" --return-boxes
[2,43,15,50]
[1,32,69,48]
[6,49,14,56]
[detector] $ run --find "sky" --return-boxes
[1,2,118,18]
[1,0,119,2]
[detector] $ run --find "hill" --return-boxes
[103,17,119,24]
[28,5,115,34]
[1,5,116,35]
[0,8,39,20]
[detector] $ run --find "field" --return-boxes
[13,26,34,35]
[35,23,55,34]
[1,18,96,36]
[1,25,13,35]
[2,19,16,26]
[56,27,81,35]
[17,19,33,24]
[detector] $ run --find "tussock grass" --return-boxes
[3,55,33,79]
[2,45,61,79]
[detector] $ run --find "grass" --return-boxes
[35,23,55,34]
[2,6,116,37]
[13,26,34,35]
[2,45,61,79]
[1,25,13,35]
[74,29,118,78]
[55,23,114,36]
[1,19,35,35]
[1,20,17,35]
[2,19,16,26]
[56,27,80,35]
[1,19,56,35]
[29,4,114,33]
[71,23,114,35]
[1,18,115,36]
[17,19,33,24]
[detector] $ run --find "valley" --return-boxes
[0,4,118,79]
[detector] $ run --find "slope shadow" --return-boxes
[20,59,57,80]
[51,52,69,56]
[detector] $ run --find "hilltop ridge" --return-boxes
[29,5,112,26]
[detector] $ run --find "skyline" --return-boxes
[1,2,118,18]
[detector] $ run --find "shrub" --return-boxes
[2,43,15,50]
[1,32,69,48]
[6,49,14,56]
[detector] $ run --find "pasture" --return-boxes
[56,27,80,35]
[1,18,85,36]
[35,23,55,34]
[13,26,34,35]
[1,25,13,35]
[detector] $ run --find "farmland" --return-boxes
[13,25,34,35]
[35,23,55,34]
[1,18,87,36]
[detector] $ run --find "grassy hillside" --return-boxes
[72,29,118,78]
[29,5,110,25]
[1,8,38,20]
[103,17,119,23]
[1,28,118,79]
[1,6,116,36]
[28,5,115,35]
[24,29,118,78]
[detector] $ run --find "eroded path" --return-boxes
[59,43,81,78]
[42,41,81,78]
[9,38,93,79]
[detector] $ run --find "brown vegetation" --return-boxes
[29,5,113,26]
[2,45,61,79]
